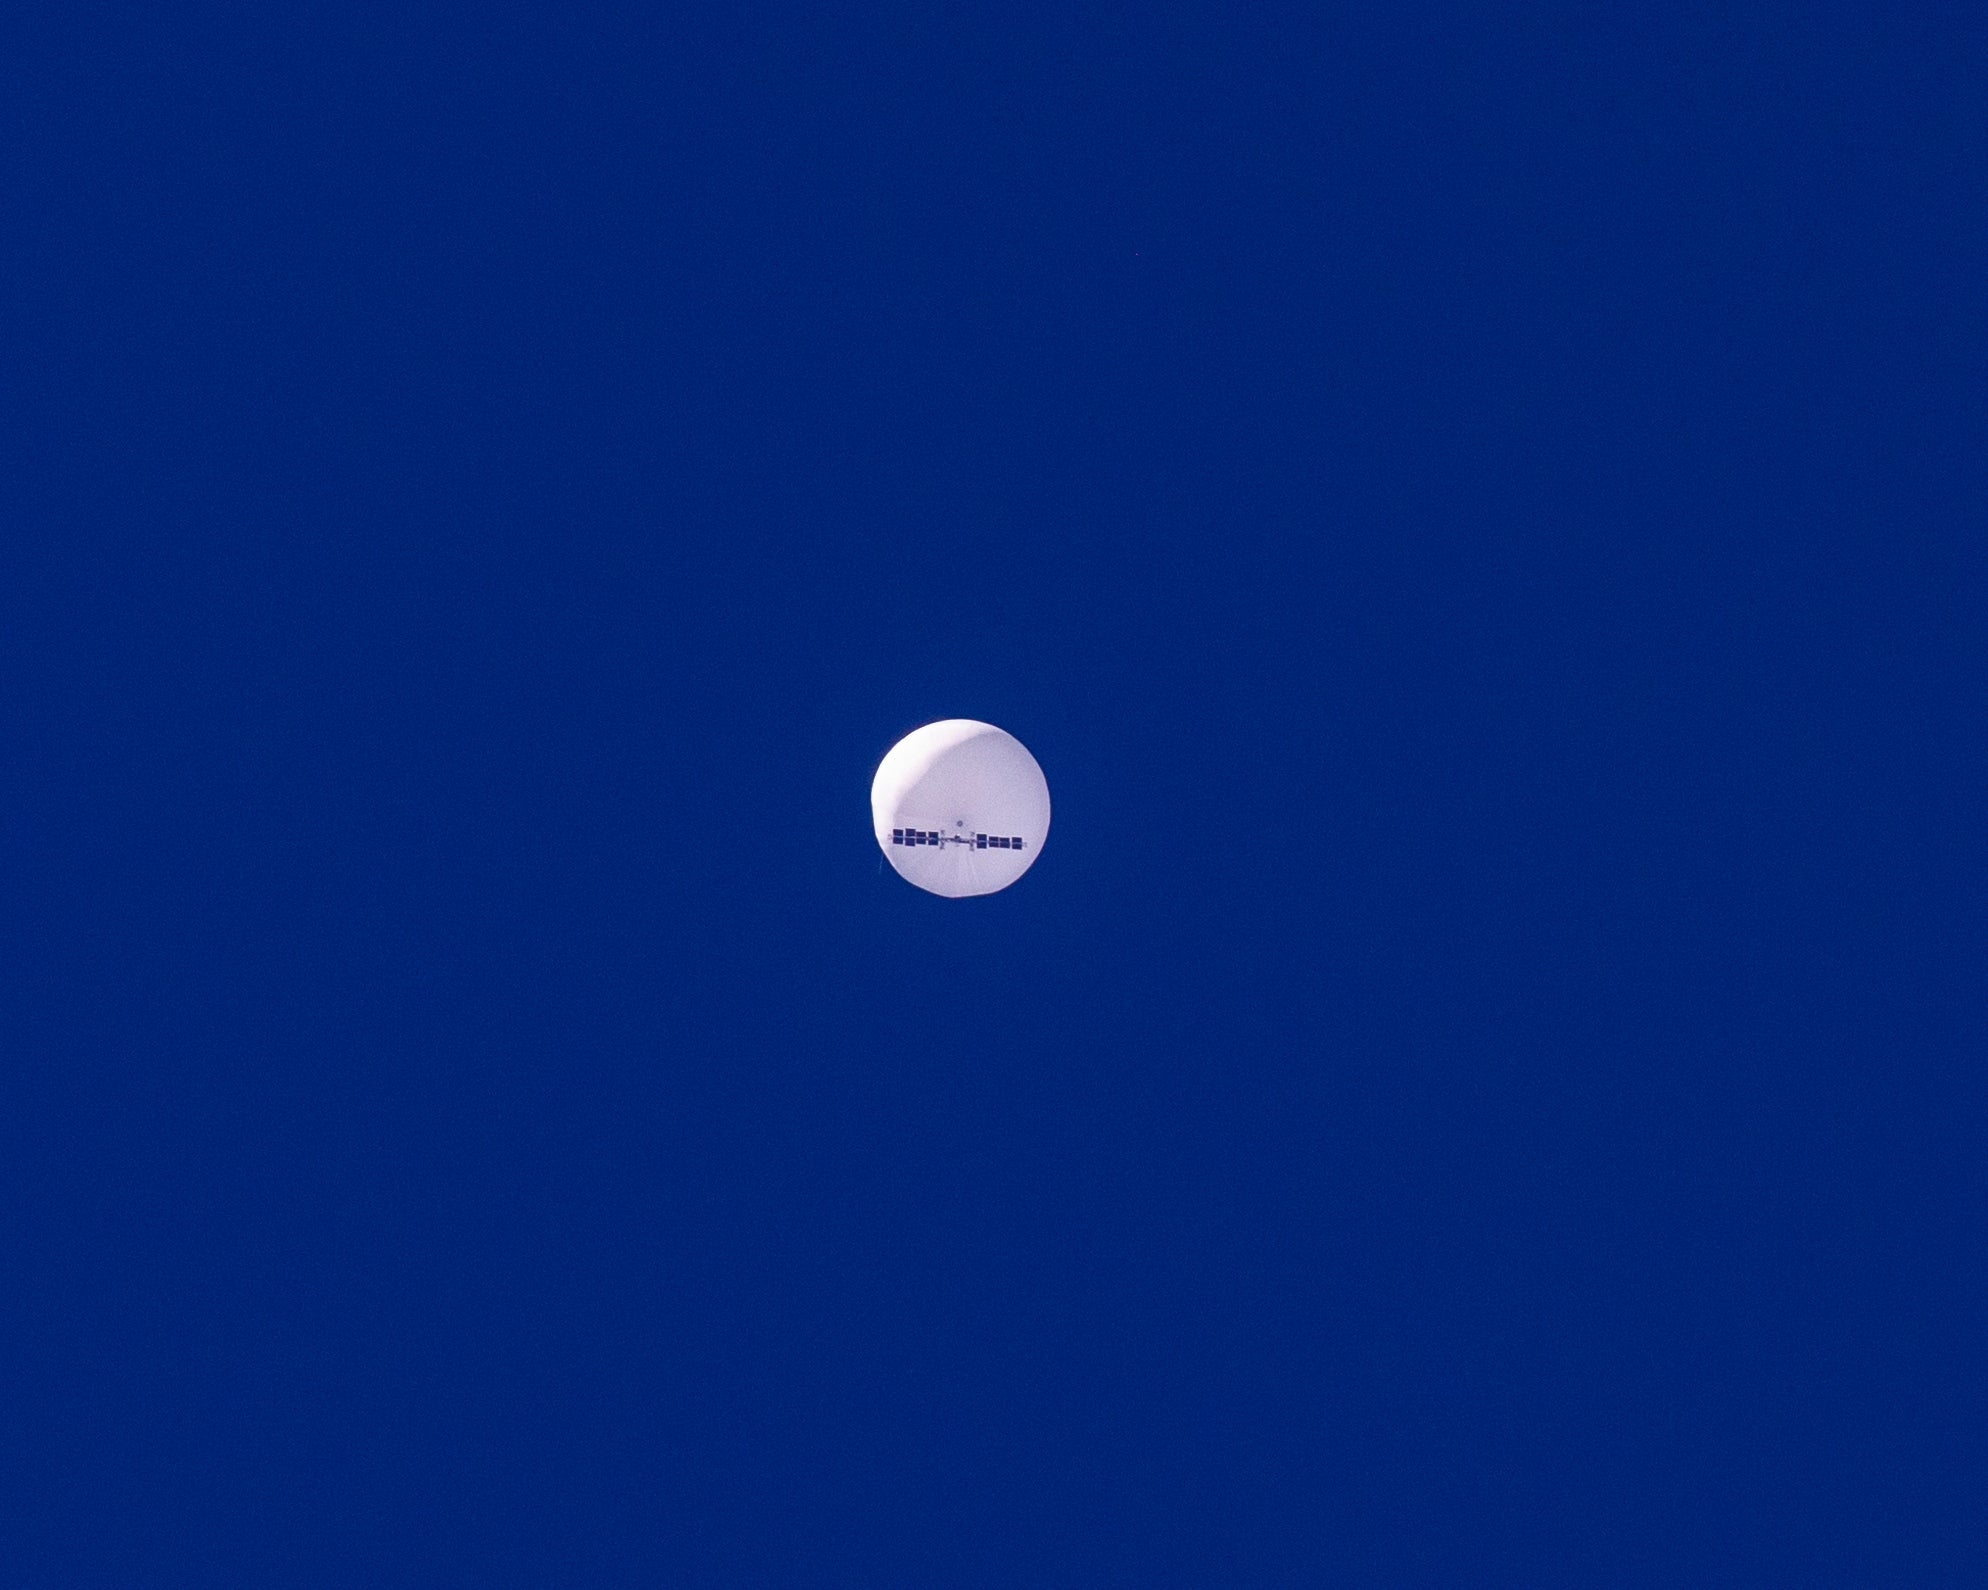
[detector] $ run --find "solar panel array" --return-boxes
[889,829,1026,851]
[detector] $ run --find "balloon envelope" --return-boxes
[871,720,1050,898]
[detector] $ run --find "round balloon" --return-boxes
[872,720,1050,898]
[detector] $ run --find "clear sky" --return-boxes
[5,2,1977,1583]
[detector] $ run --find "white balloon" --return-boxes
[871,720,1050,898]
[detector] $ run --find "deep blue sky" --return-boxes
[5,3,1979,1583]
